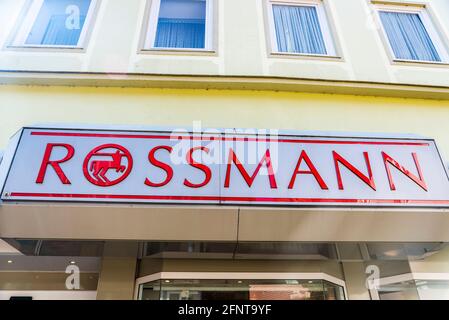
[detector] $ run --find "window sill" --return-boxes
[5,45,86,53]
[391,59,449,68]
[139,48,217,57]
[269,52,343,61]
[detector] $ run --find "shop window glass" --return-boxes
[139,279,345,300]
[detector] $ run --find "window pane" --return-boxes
[379,11,441,62]
[323,281,345,300]
[236,242,338,259]
[154,0,206,49]
[272,5,327,55]
[25,0,92,46]
[416,280,449,300]
[141,281,161,300]
[378,280,420,300]
[145,241,235,258]
[139,279,345,300]
[38,241,104,256]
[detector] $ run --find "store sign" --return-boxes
[1,127,449,207]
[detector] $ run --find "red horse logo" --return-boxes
[83,144,133,187]
[90,150,127,184]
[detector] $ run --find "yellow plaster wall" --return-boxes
[1,85,449,162]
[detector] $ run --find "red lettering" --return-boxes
[224,149,277,189]
[289,150,328,190]
[382,152,427,191]
[184,147,212,188]
[36,143,74,184]
[333,151,376,191]
[145,146,173,187]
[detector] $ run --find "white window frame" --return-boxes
[143,0,214,52]
[134,272,347,300]
[373,3,449,64]
[10,0,98,49]
[266,0,337,57]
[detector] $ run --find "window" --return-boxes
[144,0,213,51]
[267,0,336,56]
[138,278,345,300]
[375,4,449,63]
[373,274,449,300]
[11,0,97,48]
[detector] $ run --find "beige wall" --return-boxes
[96,257,137,300]
[3,204,449,242]
[341,262,371,300]
[96,242,138,300]
[0,272,98,290]
[1,0,449,87]
[0,204,239,240]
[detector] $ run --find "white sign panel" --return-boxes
[1,127,449,208]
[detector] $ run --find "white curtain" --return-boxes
[272,5,327,54]
[379,11,440,62]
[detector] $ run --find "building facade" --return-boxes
[1,0,449,300]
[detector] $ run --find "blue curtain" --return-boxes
[155,18,205,49]
[41,15,86,46]
[379,11,440,62]
[272,5,327,54]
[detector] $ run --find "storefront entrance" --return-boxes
[3,240,449,300]
[135,273,346,300]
